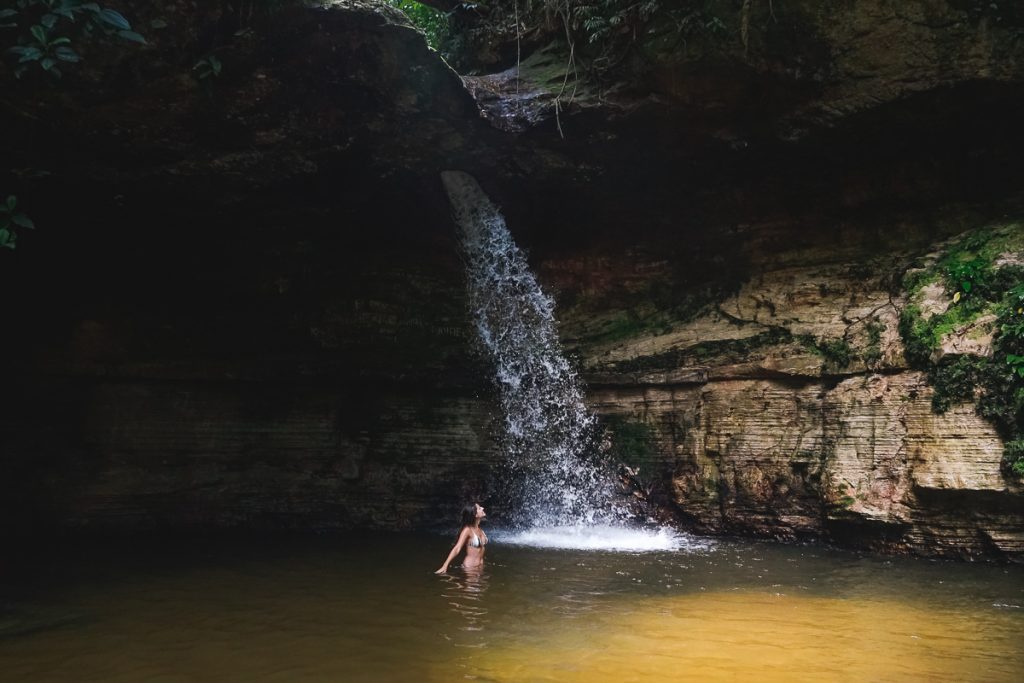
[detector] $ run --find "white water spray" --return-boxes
[492,525,710,553]
[441,171,622,529]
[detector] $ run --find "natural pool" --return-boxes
[1,531,1022,682]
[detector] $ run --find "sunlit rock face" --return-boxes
[555,215,1024,561]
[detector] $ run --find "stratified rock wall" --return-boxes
[561,215,1024,561]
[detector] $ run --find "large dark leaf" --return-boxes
[29,24,47,44]
[54,45,80,62]
[117,29,145,44]
[17,48,42,63]
[11,214,35,229]
[98,8,130,30]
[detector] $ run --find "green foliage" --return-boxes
[1007,441,1024,476]
[560,0,729,68]
[899,304,939,368]
[192,54,222,81]
[929,355,984,413]
[2,0,144,79]
[863,318,884,367]
[798,334,857,372]
[900,268,937,297]
[1007,352,1024,379]
[0,195,34,249]
[897,225,1024,476]
[572,0,661,45]
[817,338,852,372]
[386,0,448,50]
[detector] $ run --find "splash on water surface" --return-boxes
[493,525,711,552]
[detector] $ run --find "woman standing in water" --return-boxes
[435,503,488,574]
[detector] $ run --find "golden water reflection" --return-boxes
[450,591,1023,682]
[1,536,1021,682]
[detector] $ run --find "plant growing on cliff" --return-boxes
[817,337,852,373]
[387,0,449,49]
[0,195,34,249]
[572,0,661,45]
[863,318,884,367]
[193,54,222,80]
[553,0,732,73]
[2,0,144,79]
[898,224,1024,476]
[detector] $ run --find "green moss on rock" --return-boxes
[897,222,1024,475]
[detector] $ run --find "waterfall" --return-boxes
[441,171,621,528]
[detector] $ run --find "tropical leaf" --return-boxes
[18,50,42,63]
[11,214,34,229]
[54,45,80,61]
[97,8,130,30]
[117,29,146,44]
[29,23,48,44]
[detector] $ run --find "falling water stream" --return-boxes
[441,171,633,540]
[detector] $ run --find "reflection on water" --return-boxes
[439,565,490,644]
[0,533,1022,682]
[461,591,1023,683]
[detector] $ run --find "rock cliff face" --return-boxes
[543,210,1024,560]
[0,1,502,533]
[1,1,1023,558]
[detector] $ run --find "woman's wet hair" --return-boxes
[460,503,479,528]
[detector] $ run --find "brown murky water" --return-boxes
[1,533,1021,682]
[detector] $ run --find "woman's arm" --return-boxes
[434,528,468,574]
